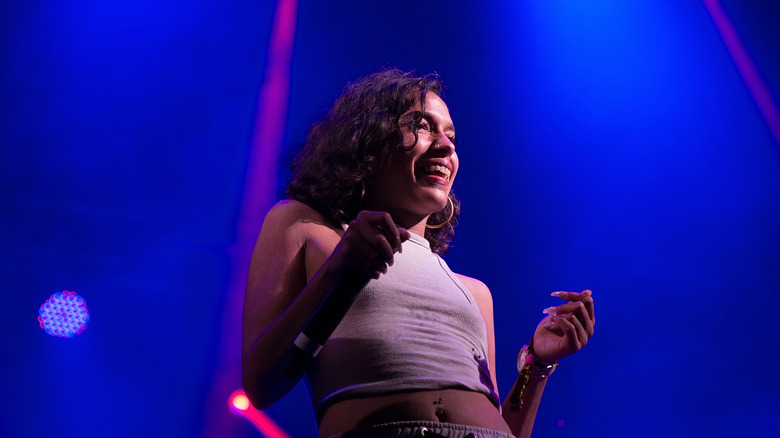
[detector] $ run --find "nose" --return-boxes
[432,134,455,156]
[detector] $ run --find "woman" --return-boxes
[242,69,595,438]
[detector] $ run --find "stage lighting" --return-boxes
[230,391,251,412]
[38,290,90,338]
[228,389,291,438]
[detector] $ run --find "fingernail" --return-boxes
[551,291,566,298]
[543,307,559,317]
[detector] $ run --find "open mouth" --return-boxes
[423,164,451,181]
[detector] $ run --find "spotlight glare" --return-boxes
[38,290,90,338]
[231,393,250,411]
[228,389,291,438]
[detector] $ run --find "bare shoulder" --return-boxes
[455,273,493,307]
[257,199,343,283]
[249,200,337,281]
[261,199,336,240]
[264,199,331,227]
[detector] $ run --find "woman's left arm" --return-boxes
[503,290,595,438]
[461,280,596,438]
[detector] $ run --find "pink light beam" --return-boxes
[229,390,292,438]
[202,0,298,437]
[703,0,780,149]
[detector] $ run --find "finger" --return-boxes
[357,212,401,258]
[541,314,560,333]
[551,290,595,327]
[354,218,395,265]
[550,301,593,337]
[350,243,387,278]
[376,213,405,254]
[554,314,583,353]
[565,312,590,345]
[371,229,396,266]
[545,301,582,316]
[572,301,594,337]
[580,289,595,326]
[397,227,411,251]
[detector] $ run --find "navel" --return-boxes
[433,397,447,421]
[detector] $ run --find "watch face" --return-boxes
[516,347,529,373]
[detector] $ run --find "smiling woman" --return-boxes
[241,69,596,438]
[362,90,459,241]
[285,70,460,256]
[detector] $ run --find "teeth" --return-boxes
[425,164,451,179]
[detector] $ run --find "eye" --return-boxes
[415,119,431,131]
[447,135,457,146]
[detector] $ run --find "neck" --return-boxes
[405,219,429,239]
[386,209,429,238]
[362,200,430,238]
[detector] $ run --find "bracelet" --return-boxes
[527,337,558,378]
[508,339,559,411]
[508,362,532,411]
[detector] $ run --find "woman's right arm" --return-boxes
[241,200,336,408]
[241,201,406,409]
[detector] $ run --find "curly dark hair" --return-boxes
[287,68,460,255]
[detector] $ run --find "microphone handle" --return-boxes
[282,268,371,378]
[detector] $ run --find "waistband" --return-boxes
[329,421,516,438]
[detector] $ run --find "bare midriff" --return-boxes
[317,388,510,438]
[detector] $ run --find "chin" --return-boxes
[426,194,451,213]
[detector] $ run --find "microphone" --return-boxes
[282,267,371,378]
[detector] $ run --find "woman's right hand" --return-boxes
[329,211,411,279]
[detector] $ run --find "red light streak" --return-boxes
[228,390,291,438]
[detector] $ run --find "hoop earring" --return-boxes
[426,197,454,229]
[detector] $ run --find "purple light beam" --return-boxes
[703,0,780,149]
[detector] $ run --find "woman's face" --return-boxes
[365,91,459,225]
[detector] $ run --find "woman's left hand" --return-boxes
[530,290,595,364]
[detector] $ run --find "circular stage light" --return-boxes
[231,392,250,411]
[38,290,90,338]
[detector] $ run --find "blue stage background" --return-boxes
[2,1,779,437]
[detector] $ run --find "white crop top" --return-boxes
[303,232,499,418]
